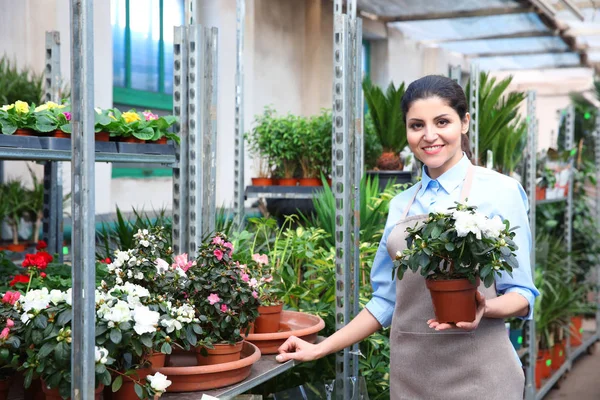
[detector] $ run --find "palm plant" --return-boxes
[0,55,43,105]
[23,166,44,244]
[493,117,527,174]
[362,77,407,170]
[3,181,29,245]
[466,72,526,167]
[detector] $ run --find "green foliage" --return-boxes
[0,101,56,135]
[395,203,518,287]
[300,109,332,178]
[189,232,259,344]
[0,56,43,105]
[100,108,179,143]
[362,77,407,153]
[493,116,527,174]
[466,72,526,168]
[364,112,383,170]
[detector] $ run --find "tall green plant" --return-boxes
[493,117,527,174]
[466,72,526,167]
[0,56,43,105]
[362,77,406,170]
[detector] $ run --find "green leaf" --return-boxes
[134,383,144,399]
[110,329,122,344]
[112,375,123,392]
[444,242,455,251]
[55,341,70,363]
[56,310,72,326]
[34,314,48,329]
[480,264,493,278]
[161,342,172,354]
[484,273,495,288]
[139,334,153,349]
[38,341,56,358]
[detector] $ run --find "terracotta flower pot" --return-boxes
[156,342,261,392]
[42,382,103,400]
[195,341,244,366]
[327,178,332,186]
[14,128,35,136]
[278,178,298,186]
[425,278,478,324]
[155,137,167,144]
[107,369,152,400]
[535,357,544,389]
[0,378,11,400]
[570,316,583,347]
[251,177,274,186]
[535,186,546,201]
[95,132,110,142]
[538,348,551,379]
[245,310,325,354]
[145,352,166,368]
[255,303,284,333]
[298,178,322,187]
[6,243,26,252]
[53,130,70,139]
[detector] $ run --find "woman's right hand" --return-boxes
[275,335,322,363]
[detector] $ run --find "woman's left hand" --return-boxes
[427,291,486,331]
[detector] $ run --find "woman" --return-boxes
[275,75,539,399]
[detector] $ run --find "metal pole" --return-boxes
[69,0,95,398]
[524,90,537,400]
[469,63,479,165]
[172,26,189,255]
[185,0,196,25]
[205,27,218,237]
[564,105,575,358]
[595,116,600,336]
[42,31,64,261]
[233,0,246,228]
[448,64,461,83]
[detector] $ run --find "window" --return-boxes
[112,0,184,110]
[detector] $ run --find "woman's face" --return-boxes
[405,96,469,179]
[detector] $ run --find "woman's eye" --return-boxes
[410,123,423,130]
[437,119,449,126]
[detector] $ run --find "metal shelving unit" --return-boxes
[245,185,324,199]
[523,102,600,400]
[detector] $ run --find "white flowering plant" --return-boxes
[16,288,113,399]
[393,203,519,287]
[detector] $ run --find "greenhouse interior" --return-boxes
[1,0,600,399]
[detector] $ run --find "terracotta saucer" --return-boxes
[245,310,325,354]
[155,341,261,392]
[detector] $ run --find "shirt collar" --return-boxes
[419,154,471,196]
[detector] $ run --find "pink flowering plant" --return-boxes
[187,233,260,345]
[101,108,179,143]
[0,291,22,380]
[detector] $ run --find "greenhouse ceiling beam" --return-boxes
[466,48,574,58]
[492,63,583,71]
[378,6,532,22]
[420,30,557,44]
[556,0,585,21]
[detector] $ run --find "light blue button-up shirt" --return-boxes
[365,155,540,328]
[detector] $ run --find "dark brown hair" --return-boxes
[401,75,472,160]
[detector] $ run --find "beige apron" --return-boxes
[387,165,524,400]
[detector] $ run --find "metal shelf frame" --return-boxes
[523,101,600,400]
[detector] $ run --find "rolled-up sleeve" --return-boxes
[495,180,540,320]
[365,224,397,328]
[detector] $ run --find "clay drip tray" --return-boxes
[156,341,261,392]
[245,310,325,354]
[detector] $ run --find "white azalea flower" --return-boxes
[132,306,159,335]
[49,289,66,305]
[95,346,109,364]
[102,300,132,324]
[160,318,183,333]
[65,289,72,306]
[453,211,482,239]
[134,272,144,280]
[479,215,505,239]
[155,258,169,274]
[21,288,51,313]
[140,240,150,247]
[146,372,171,393]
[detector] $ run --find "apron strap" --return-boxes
[398,163,476,221]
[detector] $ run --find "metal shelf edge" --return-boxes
[0,148,177,165]
[568,332,599,361]
[536,198,567,205]
[535,360,570,400]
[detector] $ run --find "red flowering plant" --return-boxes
[0,290,22,380]
[8,244,54,292]
[187,232,260,345]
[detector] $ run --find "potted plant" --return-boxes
[3,181,29,252]
[393,203,519,323]
[140,111,179,144]
[187,232,260,365]
[299,110,332,186]
[34,101,70,138]
[0,290,22,399]
[0,101,55,136]
[271,113,301,186]
[246,108,277,186]
[362,77,411,188]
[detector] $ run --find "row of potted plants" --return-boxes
[0,101,179,144]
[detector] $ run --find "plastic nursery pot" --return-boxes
[535,186,546,201]
[509,328,523,350]
[251,177,274,186]
[42,383,103,400]
[570,316,584,347]
[95,132,110,142]
[53,130,70,139]
[155,137,167,144]
[105,368,152,400]
[255,303,284,334]
[6,243,26,252]
[298,178,322,187]
[144,351,166,368]
[425,278,478,324]
[551,341,565,371]
[195,341,244,366]
[278,178,298,186]
[538,348,552,379]
[14,128,35,136]
[535,357,543,389]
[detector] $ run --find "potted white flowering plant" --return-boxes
[393,203,519,323]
